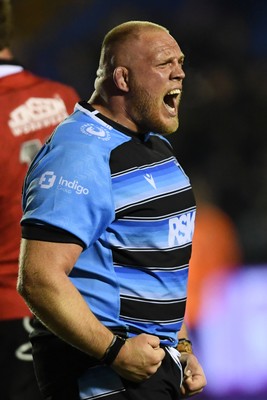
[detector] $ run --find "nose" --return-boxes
[172,61,185,81]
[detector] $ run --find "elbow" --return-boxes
[17,269,35,307]
[17,274,26,299]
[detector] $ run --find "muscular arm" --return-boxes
[18,239,114,359]
[17,239,165,381]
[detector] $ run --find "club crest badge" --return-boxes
[81,123,111,141]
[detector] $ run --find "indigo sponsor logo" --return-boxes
[58,176,89,195]
[39,171,89,195]
[39,171,56,189]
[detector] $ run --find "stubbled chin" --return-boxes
[168,120,179,134]
[161,116,179,135]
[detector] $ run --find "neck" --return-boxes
[89,92,141,133]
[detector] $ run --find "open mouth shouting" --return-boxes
[163,89,181,116]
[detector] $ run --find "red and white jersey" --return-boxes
[0,62,80,319]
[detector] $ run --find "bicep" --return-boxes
[19,239,83,281]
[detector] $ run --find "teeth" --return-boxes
[167,89,181,95]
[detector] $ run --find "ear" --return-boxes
[113,67,129,92]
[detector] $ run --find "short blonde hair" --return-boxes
[99,21,169,75]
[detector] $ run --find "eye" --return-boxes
[158,60,172,68]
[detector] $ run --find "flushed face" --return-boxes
[124,29,185,134]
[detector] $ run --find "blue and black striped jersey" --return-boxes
[21,101,196,346]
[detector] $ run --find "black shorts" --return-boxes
[31,325,183,400]
[0,317,42,400]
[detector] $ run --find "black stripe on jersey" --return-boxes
[114,263,189,272]
[120,297,186,323]
[121,316,184,325]
[116,188,195,218]
[120,206,196,221]
[110,136,174,175]
[115,243,191,251]
[112,246,192,268]
[116,189,190,215]
[111,156,176,178]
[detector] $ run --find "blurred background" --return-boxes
[10,0,267,398]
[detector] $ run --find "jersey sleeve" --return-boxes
[21,120,116,248]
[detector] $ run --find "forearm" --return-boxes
[18,239,114,360]
[29,274,112,358]
[178,321,190,340]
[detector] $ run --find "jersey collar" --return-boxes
[77,101,149,141]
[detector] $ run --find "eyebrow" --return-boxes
[164,54,185,64]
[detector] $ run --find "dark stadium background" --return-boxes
[11,1,267,398]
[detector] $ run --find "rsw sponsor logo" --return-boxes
[144,173,157,189]
[168,210,195,246]
[39,171,89,195]
[8,96,68,136]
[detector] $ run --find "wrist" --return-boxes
[177,338,193,354]
[101,335,126,365]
